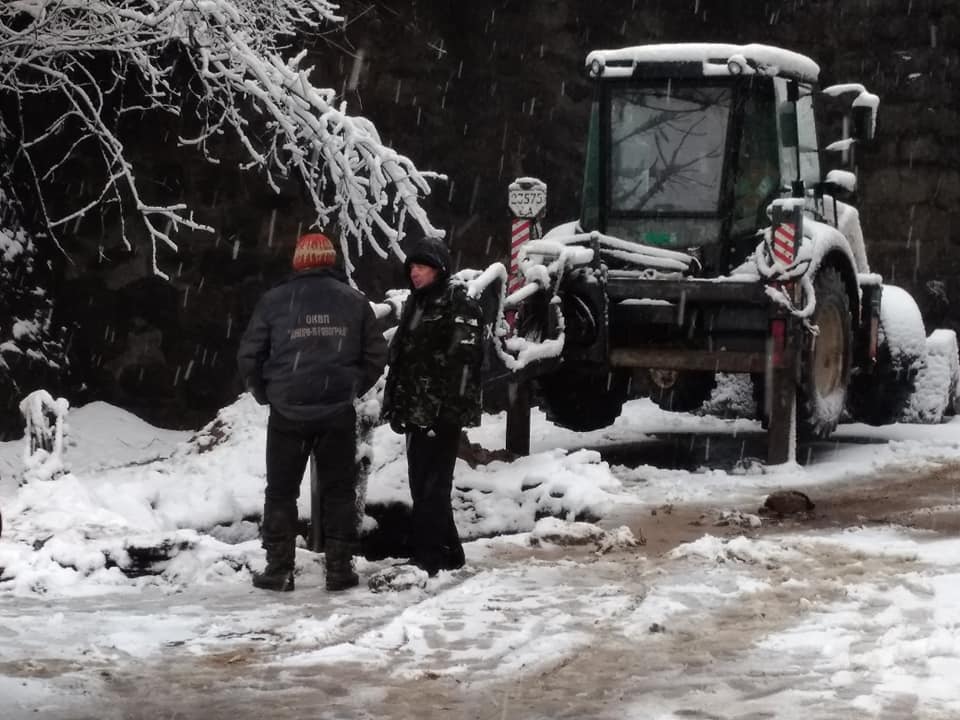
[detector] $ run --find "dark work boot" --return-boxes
[439,542,465,572]
[253,500,297,592]
[252,547,295,592]
[324,538,359,591]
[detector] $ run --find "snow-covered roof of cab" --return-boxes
[585,43,820,83]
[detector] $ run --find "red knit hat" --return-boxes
[292,233,336,271]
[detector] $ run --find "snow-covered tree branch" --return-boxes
[0,0,444,278]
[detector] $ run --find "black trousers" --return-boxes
[406,423,465,573]
[264,410,359,550]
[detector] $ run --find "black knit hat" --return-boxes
[405,237,451,276]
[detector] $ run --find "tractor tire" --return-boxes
[947,332,960,418]
[538,366,627,432]
[898,329,959,424]
[798,266,853,439]
[646,370,717,413]
[846,285,925,426]
[515,289,551,344]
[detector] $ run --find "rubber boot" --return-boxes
[252,540,295,591]
[253,500,297,592]
[324,538,359,591]
[439,541,465,572]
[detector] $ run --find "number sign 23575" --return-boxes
[508,188,547,219]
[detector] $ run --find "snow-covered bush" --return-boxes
[702,373,758,418]
[184,392,267,455]
[0,0,442,278]
[19,389,70,482]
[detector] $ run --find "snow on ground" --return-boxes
[607,525,960,719]
[473,394,960,507]
[0,401,189,481]
[3,395,960,718]
[0,393,638,597]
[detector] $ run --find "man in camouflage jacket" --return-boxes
[382,236,484,575]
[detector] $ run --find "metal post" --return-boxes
[505,381,531,456]
[308,454,323,552]
[766,327,797,465]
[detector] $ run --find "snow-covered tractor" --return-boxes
[501,43,959,462]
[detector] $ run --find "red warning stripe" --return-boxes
[772,223,796,265]
[512,220,530,245]
[509,219,532,294]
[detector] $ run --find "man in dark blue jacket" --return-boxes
[238,232,387,592]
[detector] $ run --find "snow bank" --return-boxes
[0,397,636,597]
[5,383,960,600]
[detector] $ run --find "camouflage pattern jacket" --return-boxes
[382,280,484,431]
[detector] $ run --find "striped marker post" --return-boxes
[765,202,804,466]
[504,178,546,458]
[506,178,547,330]
[769,203,803,272]
[772,221,796,267]
[509,218,532,298]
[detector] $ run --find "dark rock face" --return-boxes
[21,0,960,430]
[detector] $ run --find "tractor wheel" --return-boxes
[538,366,628,432]
[798,266,853,439]
[897,329,958,424]
[947,331,960,418]
[846,285,925,426]
[647,370,717,413]
[515,292,548,343]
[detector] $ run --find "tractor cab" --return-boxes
[579,44,823,276]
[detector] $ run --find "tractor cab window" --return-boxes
[731,88,781,235]
[775,78,821,189]
[609,83,732,214]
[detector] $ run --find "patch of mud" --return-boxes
[602,460,960,557]
[0,658,87,679]
[761,461,960,536]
